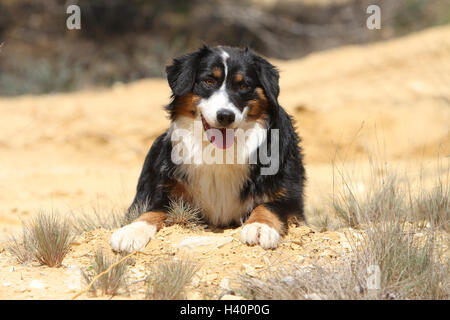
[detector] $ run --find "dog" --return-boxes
[110,45,306,252]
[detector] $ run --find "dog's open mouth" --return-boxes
[201,114,235,149]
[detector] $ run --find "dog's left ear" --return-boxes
[253,54,280,114]
[166,45,210,97]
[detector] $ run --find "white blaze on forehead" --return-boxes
[198,49,244,127]
[220,49,229,80]
[219,49,229,91]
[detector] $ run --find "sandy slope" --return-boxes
[0,26,449,299]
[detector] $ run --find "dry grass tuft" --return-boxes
[238,159,449,300]
[7,232,34,264]
[82,249,129,297]
[71,197,205,233]
[307,207,337,232]
[165,198,204,230]
[414,175,449,231]
[8,211,74,267]
[331,157,449,230]
[146,257,198,300]
[70,204,128,234]
[238,214,448,300]
[124,198,153,225]
[363,221,447,299]
[70,198,156,234]
[332,171,405,228]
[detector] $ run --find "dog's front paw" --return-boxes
[110,221,156,253]
[240,222,280,249]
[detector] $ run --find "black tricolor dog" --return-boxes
[111,45,306,252]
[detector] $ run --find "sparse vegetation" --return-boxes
[165,198,204,230]
[71,198,154,233]
[414,175,449,231]
[71,205,127,234]
[238,160,449,300]
[332,168,405,228]
[331,157,449,230]
[7,231,33,264]
[124,199,152,225]
[238,215,448,300]
[307,207,336,232]
[146,257,199,300]
[82,249,129,297]
[8,211,74,267]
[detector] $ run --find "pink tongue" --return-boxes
[208,128,235,149]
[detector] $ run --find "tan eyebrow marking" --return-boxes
[212,68,222,79]
[235,72,243,82]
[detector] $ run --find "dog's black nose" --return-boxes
[216,109,235,126]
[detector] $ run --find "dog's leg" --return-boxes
[110,211,166,253]
[240,204,286,249]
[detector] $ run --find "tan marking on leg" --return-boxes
[240,205,283,249]
[136,211,167,231]
[245,204,285,235]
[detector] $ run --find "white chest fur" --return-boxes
[169,116,266,226]
[180,162,252,226]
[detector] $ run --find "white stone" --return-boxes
[177,236,233,249]
[281,276,296,286]
[221,294,245,300]
[220,277,230,290]
[29,280,46,289]
[206,273,218,282]
[305,293,323,300]
[191,276,200,287]
[242,263,255,275]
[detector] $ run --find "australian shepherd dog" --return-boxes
[111,45,306,252]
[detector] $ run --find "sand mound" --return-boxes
[0,223,364,299]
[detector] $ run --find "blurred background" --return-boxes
[1,0,450,95]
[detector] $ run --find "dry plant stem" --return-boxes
[72,250,137,300]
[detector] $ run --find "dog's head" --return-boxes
[166,45,280,149]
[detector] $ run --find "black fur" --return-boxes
[128,46,306,228]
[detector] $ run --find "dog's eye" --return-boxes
[203,78,216,87]
[239,83,249,91]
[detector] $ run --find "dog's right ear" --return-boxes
[166,45,210,97]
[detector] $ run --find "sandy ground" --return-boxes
[0,26,449,299]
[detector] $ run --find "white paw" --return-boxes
[110,221,156,253]
[240,222,280,249]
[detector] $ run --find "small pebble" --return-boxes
[29,280,46,289]
[220,277,230,290]
[221,294,245,300]
[206,273,218,282]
